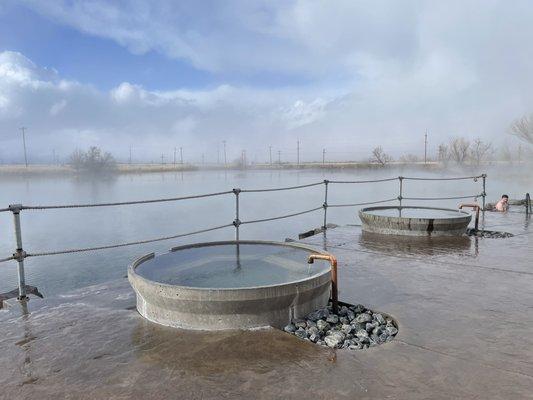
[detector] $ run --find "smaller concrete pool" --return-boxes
[359,206,472,236]
[128,241,332,330]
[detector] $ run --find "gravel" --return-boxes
[283,302,398,350]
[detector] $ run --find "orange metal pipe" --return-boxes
[459,203,480,231]
[308,254,338,314]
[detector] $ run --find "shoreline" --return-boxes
[0,161,447,176]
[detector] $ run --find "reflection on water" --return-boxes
[359,230,473,257]
[131,319,328,376]
[135,243,329,288]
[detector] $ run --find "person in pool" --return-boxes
[495,194,509,212]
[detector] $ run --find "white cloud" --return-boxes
[50,99,67,116]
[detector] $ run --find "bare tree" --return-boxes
[370,146,393,166]
[510,114,533,144]
[469,139,493,165]
[69,146,117,174]
[437,144,449,162]
[448,138,470,164]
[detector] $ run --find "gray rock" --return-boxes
[324,331,345,348]
[349,343,363,350]
[294,327,308,339]
[352,304,365,314]
[355,329,369,339]
[317,320,330,332]
[283,323,296,333]
[339,306,349,316]
[307,308,329,321]
[345,333,354,340]
[309,333,320,343]
[372,326,384,336]
[355,313,372,323]
[346,310,355,321]
[307,326,319,335]
[379,332,389,343]
[351,322,365,332]
[294,319,307,329]
[326,314,339,324]
[365,322,375,332]
[339,316,350,325]
[306,320,317,329]
[374,313,386,325]
[385,326,398,336]
[341,324,352,334]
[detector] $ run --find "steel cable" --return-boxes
[241,181,324,193]
[241,206,323,225]
[21,190,234,210]
[402,194,481,201]
[327,197,399,208]
[328,177,398,184]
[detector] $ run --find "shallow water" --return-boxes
[135,243,330,288]
[364,207,467,219]
[0,166,528,295]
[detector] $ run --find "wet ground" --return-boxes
[0,210,531,399]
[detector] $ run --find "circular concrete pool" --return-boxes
[359,206,471,236]
[128,241,332,330]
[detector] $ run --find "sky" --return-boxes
[0,0,532,163]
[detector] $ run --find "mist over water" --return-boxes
[0,165,530,296]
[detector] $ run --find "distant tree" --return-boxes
[69,146,117,174]
[448,137,471,164]
[469,139,493,165]
[370,146,393,166]
[437,144,449,162]
[510,114,533,144]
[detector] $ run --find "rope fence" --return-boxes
[0,173,487,299]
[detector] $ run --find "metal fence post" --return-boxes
[526,193,531,215]
[398,176,403,207]
[233,188,241,241]
[9,204,27,300]
[322,180,329,230]
[481,174,487,211]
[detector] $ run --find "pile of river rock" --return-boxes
[283,303,398,350]
[466,228,513,238]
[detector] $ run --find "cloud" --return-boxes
[3,1,533,162]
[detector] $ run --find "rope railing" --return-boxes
[402,194,482,201]
[0,172,487,299]
[240,206,323,225]
[240,181,323,193]
[328,177,398,184]
[327,197,399,208]
[20,190,234,210]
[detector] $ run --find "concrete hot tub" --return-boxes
[359,206,472,236]
[128,240,332,330]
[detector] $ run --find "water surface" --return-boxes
[136,243,330,288]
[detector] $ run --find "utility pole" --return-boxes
[161,153,164,165]
[518,145,522,164]
[278,150,281,164]
[129,146,132,165]
[217,143,220,164]
[322,148,326,165]
[202,153,205,165]
[297,139,300,166]
[223,140,227,167]
[180,147,183,164]
[173,147,177,165]
[424,130,428,164]
[269,146,272,165]
[52,149,56,165]
[20,127,28,167]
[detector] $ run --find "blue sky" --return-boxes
[0,1,531,163]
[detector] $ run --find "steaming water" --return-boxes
[364,207,468,219]
[135,243,329,288]
[0,166,527,296]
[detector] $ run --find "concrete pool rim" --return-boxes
[358,205,472,236]
[128,240,334,330]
